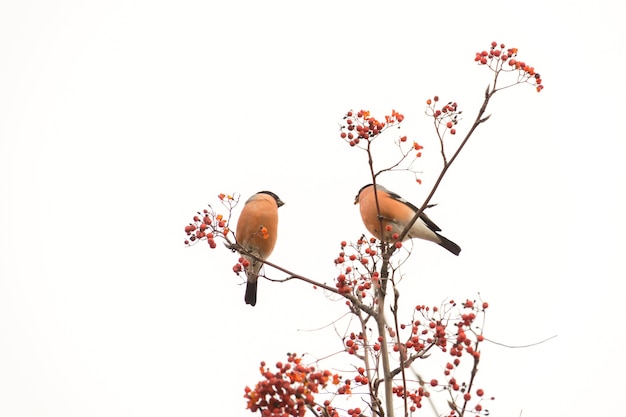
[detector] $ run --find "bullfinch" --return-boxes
[235,191,284,306]
[354,184,461,255]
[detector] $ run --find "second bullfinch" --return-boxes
[354,184,461,255]
[235,191,284,306]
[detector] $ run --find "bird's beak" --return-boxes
[277,199,285,207]
[354,195,359,205]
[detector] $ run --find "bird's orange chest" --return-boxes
[359,194,409,237]
[236,201,278,249]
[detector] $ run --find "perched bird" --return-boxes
[235,191,284,306]
[354,184,461,255]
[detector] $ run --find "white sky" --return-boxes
[1,1,624,416]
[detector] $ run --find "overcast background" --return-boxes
[1,1,624,416]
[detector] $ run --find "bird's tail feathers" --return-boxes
[245,281,258,306]
[436,233,461,256]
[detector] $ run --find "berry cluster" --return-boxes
[344,331,382,357]
[426,95,461,136]
[339,109,404,147]
[183,193,237,247]
[244,353,344,417]
[232,256,250,274]
[392,385,430,412]
[337,298,491,415]
[416,299,492,416]
[333,238,385,300]
[475,41,544,92]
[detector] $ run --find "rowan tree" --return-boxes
[183,41,543,417]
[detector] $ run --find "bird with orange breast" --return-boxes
[235,191,284,306]
[354,184,460,255]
